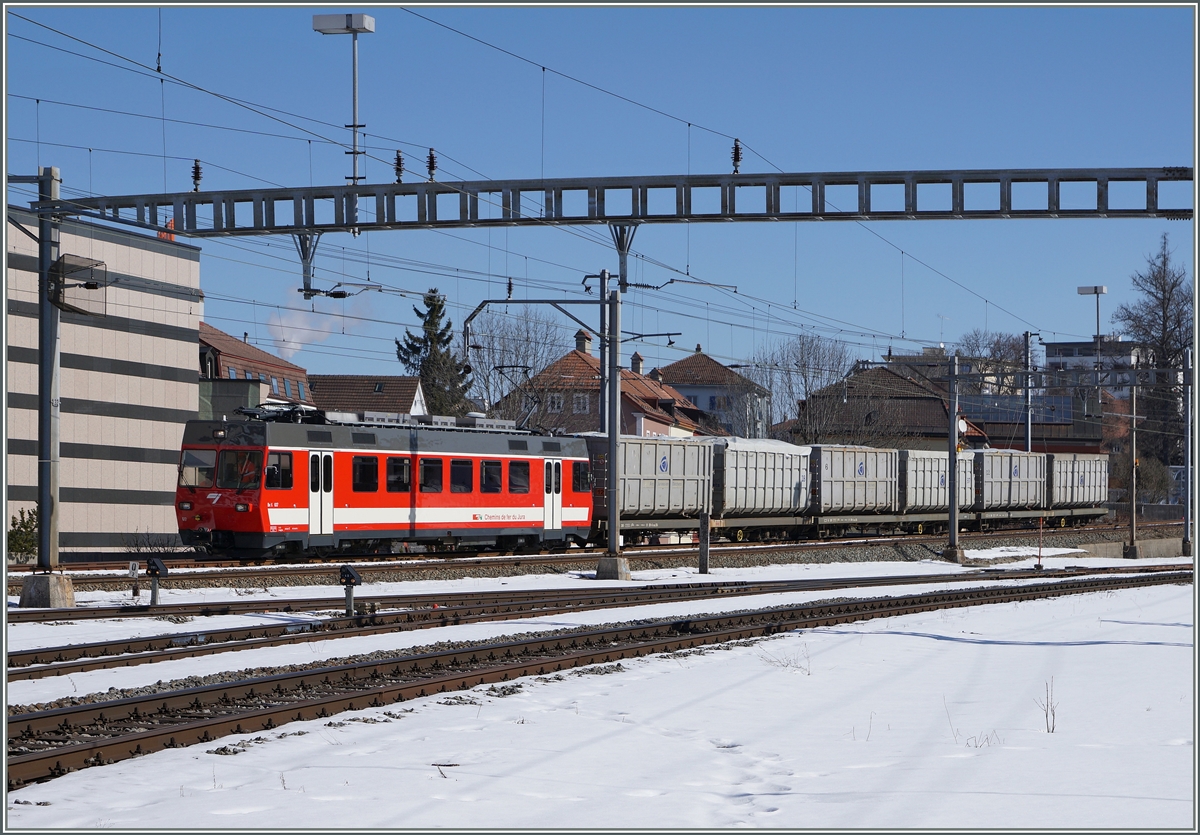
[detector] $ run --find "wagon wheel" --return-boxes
[734,528,745,542]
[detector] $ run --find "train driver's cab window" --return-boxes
[352,456,379,492]
[179,449,216,488]
[265,452,293,489]
[509,461,530,494]
[420,458,443,493]
[572,461,592,493]
[216,450,263,490]
[481,461,502,493]
[386,457,411,492]
[450,459,473,493]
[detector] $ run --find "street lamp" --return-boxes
[313,13,375,229]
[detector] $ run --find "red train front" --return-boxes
[176,415,593,559]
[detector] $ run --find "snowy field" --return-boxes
[5,549,1195,830]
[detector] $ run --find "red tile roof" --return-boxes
[658,351,767,394]
[308,375,423,415]
[199,321,312,404]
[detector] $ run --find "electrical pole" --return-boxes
[945,354,965,564]
[1025,331,1033,452]
[1185,351,1193,557]
[1126,377,1139,558]
[597,287,630,580]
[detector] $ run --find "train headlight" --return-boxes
[235,502,251,513]
[179,502,193,511]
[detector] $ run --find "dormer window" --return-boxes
[374,382,384,393]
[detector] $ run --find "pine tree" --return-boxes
[395,288,473,416]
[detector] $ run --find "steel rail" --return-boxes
[7,571,1191,789]
[15,565,1189,678]
[7,562,1190,627]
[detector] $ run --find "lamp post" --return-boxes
[313,13,375,228]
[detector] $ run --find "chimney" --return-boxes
[695,343,702,353]
[244,332,249,342]
[649,368,663,383]
[630,351,644,375]
[575,329,593,353]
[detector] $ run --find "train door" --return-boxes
[308,451,334,539]
[543,458,563,536]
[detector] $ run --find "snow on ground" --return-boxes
[5,548,1195,829]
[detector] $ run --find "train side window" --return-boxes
[509,461,530,494]
[216,450,263,490]
[554,461,562,495]
[572,461,592,492]
[352,456,379,492]
[481,460,502,493]
[386,457,411,492]
[310,454,320,492]
[451,459,473,493]
[265,452,293,489]
[545,461,553,494]
[179,449,216,488]
[420,458,443,493]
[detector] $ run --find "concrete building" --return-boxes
[1043,337,1146,400]
[6,205,203,560]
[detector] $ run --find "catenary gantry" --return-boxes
[33,167,1193,236]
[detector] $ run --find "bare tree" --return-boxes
[1112,233,1193,466]
[956,328,1026,394]
[740,332,856,433]
[466,306,572,421]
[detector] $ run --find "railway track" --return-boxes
[7,569,1191,790]
[6,522,1180,592]
[10,564,1187,679]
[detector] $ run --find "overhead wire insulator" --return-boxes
[191,159,202,192]
[732,139,742,175]
[506,276,513,300]
[427,148,437,181]
[393,150,404,183]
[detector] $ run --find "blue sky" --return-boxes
[5,5,1195,377]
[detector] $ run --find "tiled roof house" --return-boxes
[308,374,427,421]
[496,330,717,437]
[657,348,771,438]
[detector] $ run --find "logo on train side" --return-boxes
[1013,465,1020,476]
[660,455,669,473]
[857,462,865,476]
[939,474,946,487]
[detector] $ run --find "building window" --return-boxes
[227,366,237,379]
[245,370,253,380]
[547,393,564,413]
[573,393,589,414]
[284,379,293,397]
[271,377,279,394]
[374,382,384,393]
[259,373,267,383]
[297,381,305,401]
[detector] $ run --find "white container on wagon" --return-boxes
[1048,453,1109,508]
[897,450,974,512]
[711,438,811,517]
[617,436,712,517]
[809,445,899,514]
[970,450,1047,510]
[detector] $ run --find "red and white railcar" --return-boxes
[176,414,593,558]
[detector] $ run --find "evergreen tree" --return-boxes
[395,288,473,416]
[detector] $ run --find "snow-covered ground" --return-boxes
[5,548,1195,830]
